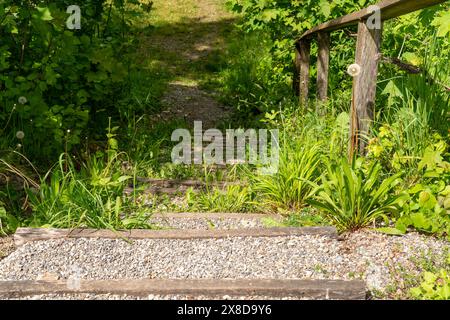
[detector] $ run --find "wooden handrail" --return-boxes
[293,0,447,158]
[299,0,446,40]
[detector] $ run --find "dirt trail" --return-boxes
[141,0,235,128]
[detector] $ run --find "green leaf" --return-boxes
[35,7,53,21]
[418,191,438,210]
[419,147,443,172]
[432,10,450,37]
[376,227,405,236]
[319,0,331,18]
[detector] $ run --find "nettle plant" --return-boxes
[0,1,140,162]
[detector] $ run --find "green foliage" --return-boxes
[308,158,405,231]
[250,139,322,212]
[226,0,377,101]
[0,195,19,235]
[0,1,146,163]
[410,267,450,300]
[385,146,450,239]
[186,185,255,213]
[27,139,151,230]
[367,124,448,173]
[218,32,292,115]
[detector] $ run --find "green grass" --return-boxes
[27,153,152,230]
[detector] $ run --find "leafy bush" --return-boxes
[308,158,405,231]
[383,146,450,239]
[0,1,143,163]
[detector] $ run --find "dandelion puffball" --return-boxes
[18,96,27,105]
[347,64,361,77]
[16,131,25,140]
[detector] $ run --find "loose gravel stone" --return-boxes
[149,215,276,230]
[0,230,448,298]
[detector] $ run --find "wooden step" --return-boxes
[13,226,338,247]
[0,278,366,300]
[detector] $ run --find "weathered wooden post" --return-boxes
[293,44,301,96]
[316,32,330,115]
[317,32,330,103]
[298,39,311,107]
[349,19,382,158]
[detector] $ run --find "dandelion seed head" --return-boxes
[347,64,361,77]
[18,96,27,105]
[16,131,25,140]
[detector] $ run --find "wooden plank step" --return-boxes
[0,278,366,300]
[14,226,338,247]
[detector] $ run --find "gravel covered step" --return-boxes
[148,212,283,230]
[14,226,337,247]
[0,278,366,300]
[2,231,447,295]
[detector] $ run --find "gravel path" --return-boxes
[0,231,447,297]
[149,215,278,230]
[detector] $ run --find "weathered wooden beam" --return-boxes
[293,45,301,96]
[349,20,383,158]
[299,0,445,40]
[298,39,311,106]
[317,32,330,104]
[14,226,338,246]
[0,279,367,300]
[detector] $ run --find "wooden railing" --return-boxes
[294,0,447,157]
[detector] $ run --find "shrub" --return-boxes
[0,1,142,163]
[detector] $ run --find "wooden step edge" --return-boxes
[14,226,338,247]
[0,278,366,300]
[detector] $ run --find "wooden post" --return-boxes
[298,39,311,107]
[349,20,382,158]
[317,32,330,103]
[293,44,301,96]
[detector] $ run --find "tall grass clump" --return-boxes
[250,138,322,212]
[27,153,151,230]
[307,157,406,231]
[187,185,255,213]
